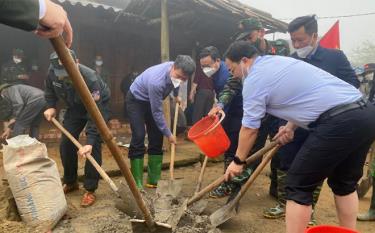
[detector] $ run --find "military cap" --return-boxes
[49,49,77,77]
[236,18,263,41]
[271,39,291,56]
[12,48,24,57]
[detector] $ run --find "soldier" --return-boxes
[94,55,111,88]
[0,0,73,47]
[0,49,29,85]
[209,18,289,198]
[43,50,110,207]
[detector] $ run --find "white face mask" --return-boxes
[13,57,22,64]
[171,77,182,88]
[296,45,314,58]
[202,67,217,77]
[95,60,103,66]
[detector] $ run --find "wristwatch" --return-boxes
[233,155,246,165]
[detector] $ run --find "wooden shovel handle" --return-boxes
[51,118,119,193]
[235,146,280,202]
[195,156,209,194]
[187,141,278,206]
[50,36,155,231]
[170,101,179,180]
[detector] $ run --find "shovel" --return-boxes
[51,118,127,200]
[187,141,278,206]
[358,144,374,198]
[209,146,280,227]
[50,36,171,233]
[189,155,209,214]
[157,101,183,198]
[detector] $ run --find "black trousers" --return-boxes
[192,89,215,124]
[126,92,164,159]
[60,104,108,192]
[222,113,242,160]
[286,104,375,205]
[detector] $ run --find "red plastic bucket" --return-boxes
[188,112,230,158]
[305,225,359,233]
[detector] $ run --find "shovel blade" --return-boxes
[157,179,183,198]
[190,199,208,215]
[170,199,188,230]
[130,219,172,233]
[358,177,372,198]
[209,200,238,228]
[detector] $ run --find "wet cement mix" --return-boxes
[1,162,375,233]
[0,176,220,233]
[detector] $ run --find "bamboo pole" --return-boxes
[161,0,171,151]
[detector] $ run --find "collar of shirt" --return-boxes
[165,66,173,86]
[246,56,263,80]
[306,45,321,60]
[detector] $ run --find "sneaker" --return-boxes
[357,210,375,221]
[308,210,318,226]
[80,192,96,207]
[63,182,79,194]
[263,204,285,219]
[209,182,237,198]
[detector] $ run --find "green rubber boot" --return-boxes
[146,155,163,188]
[358,177,375,221]
[130,158,144,189]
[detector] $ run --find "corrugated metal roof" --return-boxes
[57,0,123,12]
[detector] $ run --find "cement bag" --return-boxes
[3,135,67,231]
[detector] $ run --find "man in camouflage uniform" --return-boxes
[0,48,29,85]
[209,18,289,198]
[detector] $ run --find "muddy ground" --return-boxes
[1,158,375,233]
[0,120,375,233]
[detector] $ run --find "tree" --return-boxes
[349,40,375,67]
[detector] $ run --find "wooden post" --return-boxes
[161,0,171,151]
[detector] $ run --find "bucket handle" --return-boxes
[204,110,226,135]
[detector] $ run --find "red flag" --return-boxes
[319,20,340,49]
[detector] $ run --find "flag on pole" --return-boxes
[319,20,340,49]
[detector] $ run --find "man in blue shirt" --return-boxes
[264,15,360,223]
[224,41,375,233]
[126,55,195,189]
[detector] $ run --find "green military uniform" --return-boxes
[357,143,375,221]
[0,49,29,85]
[210,18,284,198]
[0,0,40,31]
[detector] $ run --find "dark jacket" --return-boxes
[0,0,39,31]
[291,45,359,88]
[1,84,45,119]
[45,64,110,145]
[0,60,29,85]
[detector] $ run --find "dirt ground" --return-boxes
[1,158,375,232]
[0,126,375,232]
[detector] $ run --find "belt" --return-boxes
[308,98,367,128]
